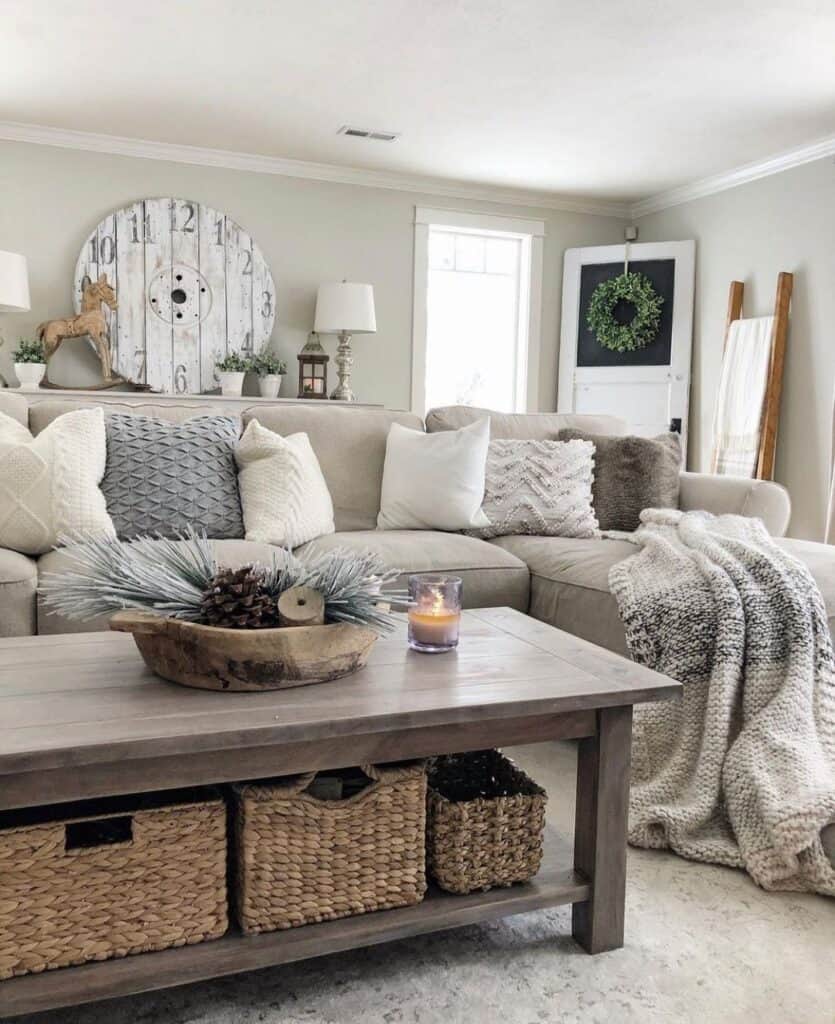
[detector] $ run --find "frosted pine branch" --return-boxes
[39,530,407,634]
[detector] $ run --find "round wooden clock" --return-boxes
[73,198,276,393]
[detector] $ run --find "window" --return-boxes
[412,208,544,415]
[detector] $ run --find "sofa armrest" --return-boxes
[678,472,791,537]
[0,547,38,636]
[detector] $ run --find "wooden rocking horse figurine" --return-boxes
[36,273,121,384]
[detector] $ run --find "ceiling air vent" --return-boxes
[337,125,399,142]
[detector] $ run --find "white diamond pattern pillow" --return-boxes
[235,419,335,548]
[0,407,115,555]
[467,438,599,540]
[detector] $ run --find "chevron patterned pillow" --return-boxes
[101,414,243,540]
[467,438,599,540]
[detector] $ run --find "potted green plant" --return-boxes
[13,338,47,391]
[215,353,250,396]
[252,351,287,398]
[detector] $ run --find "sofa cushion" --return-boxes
[101,413,243,540]
[493,533,835,658]
[490,534,637,656]
[469,438,598,540]
[426,405,627,440]
[0,407,114,556]
[242,406,423,532]
[778,538,835,638]
[37,538,282,635]
[295,530,530,611]
[378,419,490,532]
[557,428,682,532]
[0,547,38,637]
[236,420,335,547]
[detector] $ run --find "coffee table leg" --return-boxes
[571,704,633,953]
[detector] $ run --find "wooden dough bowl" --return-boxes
[110,610,378,692]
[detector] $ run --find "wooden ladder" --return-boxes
[716,271,793,480]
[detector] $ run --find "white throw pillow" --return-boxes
[467,438,599,540]
[377,418,491,531]
[0,407,115,555]
[235,419,335,548]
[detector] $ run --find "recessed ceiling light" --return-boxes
[337,125,400,142]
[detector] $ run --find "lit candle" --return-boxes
[407,575,463,653]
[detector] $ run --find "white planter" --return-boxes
[14,362,46,391]
[217,370,246,397]
[258,374,283,399]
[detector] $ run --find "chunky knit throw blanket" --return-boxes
[608,508,835,895]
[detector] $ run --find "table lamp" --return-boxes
[313,281,376,401]
[0,250,31,387]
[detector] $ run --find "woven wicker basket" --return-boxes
[233,762,427,933]
[426,751,547,895]
[0,790,227,980]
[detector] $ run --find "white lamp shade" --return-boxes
[0,251,30,312]
[314,282,376,335]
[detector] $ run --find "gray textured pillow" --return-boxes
[467,438,599,540]
[556,429,682,532]
[102,414,243,540]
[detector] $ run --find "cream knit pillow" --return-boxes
[0,407,115,555]
[235,419,335,548]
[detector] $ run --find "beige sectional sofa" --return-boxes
[2,391,827,656]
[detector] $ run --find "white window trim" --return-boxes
[411,207,545,416]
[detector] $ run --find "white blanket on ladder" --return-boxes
[609,509,835,895]
[713,315,774,476]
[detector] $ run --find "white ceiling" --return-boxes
[3,0,834,205]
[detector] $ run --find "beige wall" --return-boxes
[637,158,835,540]
[0,140,623,413]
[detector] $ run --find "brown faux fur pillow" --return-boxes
[556,429,682,532]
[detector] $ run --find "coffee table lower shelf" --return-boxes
[0,830,586,1019]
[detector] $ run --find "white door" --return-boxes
[558,241,695,456]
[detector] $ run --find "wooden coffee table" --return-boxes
[0,607,679,1018]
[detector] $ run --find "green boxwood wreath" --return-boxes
[586,271,664,353]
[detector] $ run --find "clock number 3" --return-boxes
[261,291,273,318]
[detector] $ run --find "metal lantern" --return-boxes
[297,333,329,399]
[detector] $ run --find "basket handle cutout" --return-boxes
[303,767,374,802]
[65,815,133,851]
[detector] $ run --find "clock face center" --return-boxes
[147,264,212,325]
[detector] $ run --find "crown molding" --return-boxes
[0,120,630,219]
[632,134,835,218]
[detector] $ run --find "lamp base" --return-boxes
[330,331,356,402]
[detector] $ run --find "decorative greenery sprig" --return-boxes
[215,352,250,373]
[12,337,45,364]
[252,352,287,376]
[39,528,407,635]
[586,271,664,353]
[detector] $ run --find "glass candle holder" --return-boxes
[407,574,463,653]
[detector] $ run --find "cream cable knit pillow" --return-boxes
[235,419,335,548]
[0,407,115,555]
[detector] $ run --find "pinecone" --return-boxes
[200,566,275,629]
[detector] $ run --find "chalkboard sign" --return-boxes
[577,259,676,367]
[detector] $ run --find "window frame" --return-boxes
[411,207,545,417]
